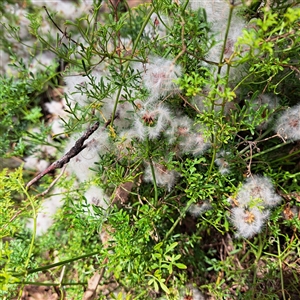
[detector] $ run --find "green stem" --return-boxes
[12,251,100,276]
[91,2,102,35]
[251,234,264,299]
[277,236,286,300]
[232,71,255,93]
[181,0,189,11]
[110,6,155,128]
[244,141,292,161]
[17,181,37,299]
[207,145,217,179]
[207,4,234,178]
[238,128,274,155]
[162,199,194,242]
[220,4,233,113]
[146,138,158,206]
[218,3,234,72]
[272,147,300,163]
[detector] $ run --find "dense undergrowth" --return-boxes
[1,0,300,299]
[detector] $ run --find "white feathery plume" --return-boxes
[84,185,109,215]
[237,175,282,208]
[134,103,172,140]
[143,162,179,192]
[231,206,270,239]
[188,201,212,218]
[134,56,182,100]
[215,150,231,175]
[165,115,193,145]
[275,103,300,141]
[180,125,211,156]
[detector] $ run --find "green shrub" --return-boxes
[1,0,300,299]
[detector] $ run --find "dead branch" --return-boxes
[36,165,67,197]
[82,257,108,300]
[26,121,100,189]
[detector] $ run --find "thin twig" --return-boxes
[26,122,100,189]
[36,165,67,198]
[82,257,108,300]
[4,206,29,230]
[43,6,80,46]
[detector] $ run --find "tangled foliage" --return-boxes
[1,0,300,299]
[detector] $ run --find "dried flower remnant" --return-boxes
[215,150,231,174]
[140,57,182,100]
[134,104,171,140]
[275,103,300,141]
[236,175,282,208]
[231,206,270,238]
[229,175,282,238]
[188,201,212,218]
[143,162,179,192]
[283,204,299,221]
[142,112,155,125]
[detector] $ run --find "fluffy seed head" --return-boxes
[188,201,212,218]
[141,57,182,99]
[275,103,300,141]
[179,125,210,156]
[231,206,270,239]
[237,175,282,208]
[215,150,231,174]
[165,115,193,146]
[143,162,179,191]
[134,103,171,140]
[84,185,109,215]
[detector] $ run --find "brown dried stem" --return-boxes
[26,121,100,189]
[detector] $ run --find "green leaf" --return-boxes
[24,107,43,122]
[159,281,170,294]
[175,263,187,269]
[165,242,178,254]
[153,242,163,251]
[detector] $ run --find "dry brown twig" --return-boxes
[82,257,109,300]
[36,165,68,197]
[26,121,100,189]
[25,113,120,190]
